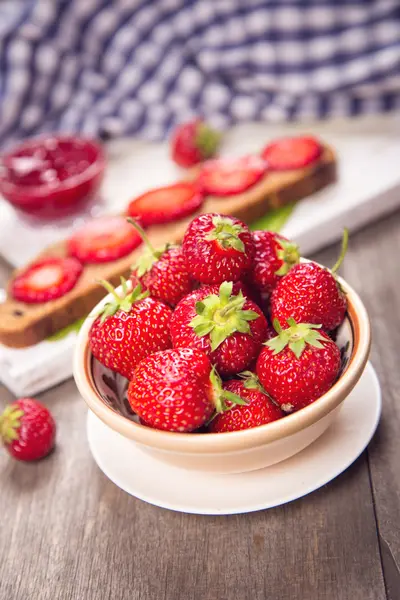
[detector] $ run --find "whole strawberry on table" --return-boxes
[0,398,56,461]
[89,213,348,434]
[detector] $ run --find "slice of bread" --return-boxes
[0,146,336,348]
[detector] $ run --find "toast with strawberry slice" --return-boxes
[0,142,336,348]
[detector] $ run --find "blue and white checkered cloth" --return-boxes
[0,0,399,147]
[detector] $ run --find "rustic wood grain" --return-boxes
[336,212,400,600]
[2,214,400,600]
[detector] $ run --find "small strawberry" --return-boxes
[170,281,269,377]
[261,136,322,171]
[127,348,245,432]
[128,219,193,307]
[126,182,204,227]
[182,213,255,284]
[11,256,83,303]
[199,155,267,196]
[0,398,56,461]
[271,230,348,331]
[171,119,221,168]
[248,230,300,297]
[89,279,172,380]
[256,318,341,412]
[68,215,142,264]
[208,372,283,433]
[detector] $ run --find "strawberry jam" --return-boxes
[0,135,106,219]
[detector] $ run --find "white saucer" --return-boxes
[87,362,381,515]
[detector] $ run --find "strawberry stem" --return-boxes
[331,228,349,275]
[128,217,174,278]
[219,295,245,317]
[94,279,149,322]
[127,217,156,255]
[97,279,121,303]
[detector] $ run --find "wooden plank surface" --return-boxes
[337,214,400,600]
[1,214,400,600]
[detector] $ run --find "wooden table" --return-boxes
[1,213,399,600]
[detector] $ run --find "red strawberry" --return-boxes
[170,281,269,377]
[68,215,142,264]
[208,373,283,433]
[0,398,56,461]
[256,318,341,412]
[126,182,204,227]
[89,279,172,380]
[248,230,300,297]
[182,213,255,284]
[171,119,221,168]
[128,219,193,307]
[261,136,322,171]
[271,230,348,332]
[128,348,213,432]
[199,155,267,196]
[11,256,83,303]
[128,348,244,432]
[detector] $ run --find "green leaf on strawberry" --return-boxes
[0,405,24,443]
[189,281,260,351]
[205,215,246,252]
[238,370,265,391]
[274,238,300,276]
[207,367,248,423]
[266,317,331,359]
[95,278,149,322]
[195,123,222,159]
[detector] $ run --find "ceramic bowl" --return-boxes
[74,274,371,474]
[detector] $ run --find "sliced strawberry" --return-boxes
[11,257,83,303]
[199,155,267,196]
[126,182,204,227]
[261,136,322,171]
[67,215,142,264]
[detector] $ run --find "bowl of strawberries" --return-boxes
[74,213,371,474]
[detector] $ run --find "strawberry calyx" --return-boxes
[128,217,176,277]
[95,278,149,322]
[275,239,300,276]
[195,123,221,160]
[238,370,265,392]
[0,405,23,445]
[266,318,330,359]
[238,371,282,408]
[205,215,246,253]
[209,367,248,416]
[190,281,260,351]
